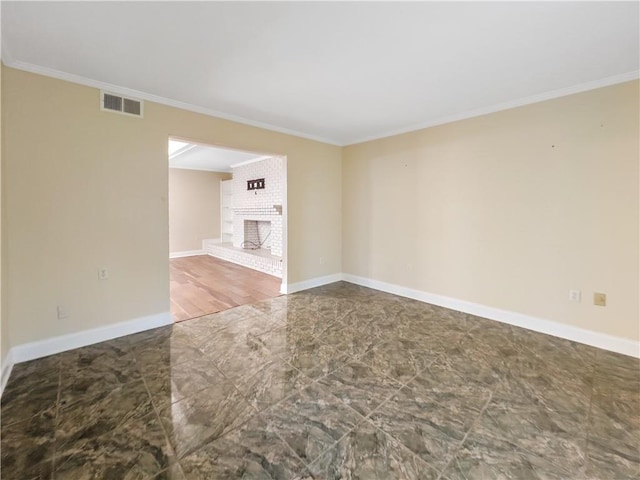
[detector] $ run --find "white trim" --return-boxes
[1,350,15,398]
[6,60,637,148]
[3,60,341,146]
[229,155,272,169]
[168,165,232,174]
[280,155,289,296]
[341,274,640,359]
[168,136,280,159]
[348,71,640,145]
[168,143,198,160]
[281,273,344,295]
[169,249,206,259]
[1,271,636,398]
[9,312,173,365]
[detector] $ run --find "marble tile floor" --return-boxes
[1,281,638,479]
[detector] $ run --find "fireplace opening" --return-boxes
[242,220,272,250]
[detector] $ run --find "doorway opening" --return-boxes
[168,137,287,322]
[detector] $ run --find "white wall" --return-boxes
[231,157,284,256]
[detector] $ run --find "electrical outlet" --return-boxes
[98,267,109,280]
[319,257,325,265]
[569,289,581,302]
[57,305,68,320]
[594,292,606,307]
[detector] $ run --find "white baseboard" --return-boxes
[342,273,640,359]
[281,273,344,294]
[169,250,206,259]
[2,271,636,399]
[1,350,15,397]
[8,312,173,366]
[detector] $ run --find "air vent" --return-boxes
[100,91,143,118]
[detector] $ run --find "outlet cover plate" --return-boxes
[593,292,607,307]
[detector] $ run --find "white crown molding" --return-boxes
[230,155,273,169]
[8,312,173,366]
[168,165,232,173]
[6,60,638,148]
[341,273,640,359]
[168,143,198,160]
[348,70,640,145]
[168,136,278,158]
[3,59,342,147]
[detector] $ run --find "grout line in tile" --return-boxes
[353,360,482,471]
[435,389,494,480]
[261,410,325,474]
[233,356,382,473]
[365,415,442,478]
[314,349,446,433]
[51,394,154,476]
[51,357,63,477]
[135,356,181,473]
[195,318,289,357]
[316,372,387,427]
[6,287,634,479]
[583,349,600,473]
[280,399,358,473]
[309,370,445,478]
[169,361,310,466]
[170,363,270,458]
[242,359,341,419]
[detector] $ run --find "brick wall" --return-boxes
[243,220,272,249]
[231,157,283,257]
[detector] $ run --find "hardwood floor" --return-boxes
[170,255,282,322]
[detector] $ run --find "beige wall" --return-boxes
[168,168,230,253]
[3,66,342,347]
[2,64,637,350]
[343,81,639,341]
[0,61,8,367]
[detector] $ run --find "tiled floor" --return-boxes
[1,282,639,479]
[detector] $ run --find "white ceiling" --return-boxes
[168,141,262,173]
[2,2,638,146]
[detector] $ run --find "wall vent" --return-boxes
[100,91,144,118]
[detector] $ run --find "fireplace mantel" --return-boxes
[232,205,282,216]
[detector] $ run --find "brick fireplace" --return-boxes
[231,157,283,258]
